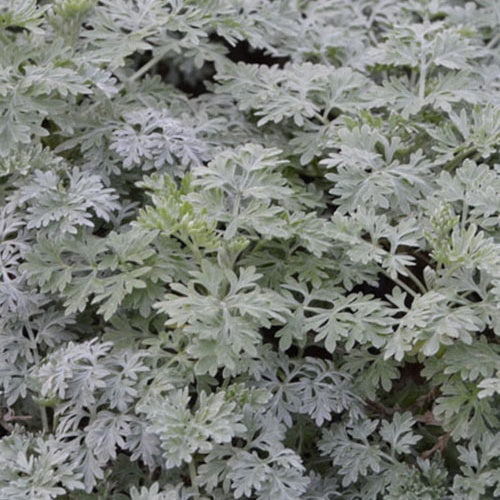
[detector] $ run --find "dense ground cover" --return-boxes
[0,0,499,498]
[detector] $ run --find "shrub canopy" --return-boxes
[0,0,499,498]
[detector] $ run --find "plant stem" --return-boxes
[443,145,477,172]
[53,412,59,433]
[404,268,427,294]
[188,459,199,495]
[297,427,304,455]
[486,33,500,49]
[40,405,49,434]
[128,47,170,82]
[461,200,468,231]
[418,56,427,101]
[380,270,418,298]
[24,321,49,433]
